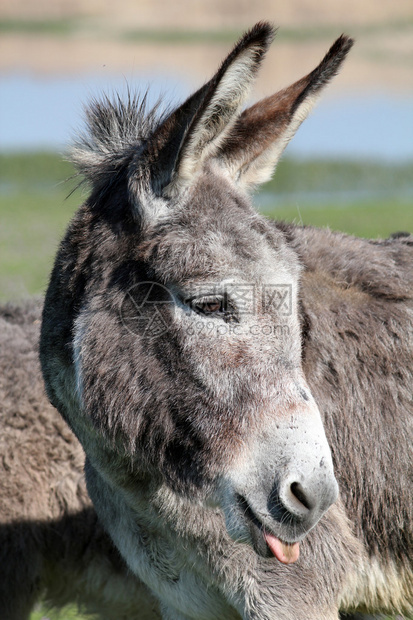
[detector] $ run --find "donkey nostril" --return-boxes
[289,481,313,512]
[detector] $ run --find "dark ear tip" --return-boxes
[241,20,276,50]
[317,33,354,75]
[335,33,355,55]
[251,20,276,39]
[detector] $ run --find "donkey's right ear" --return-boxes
[145,22,274,197]
[217,35,354,190]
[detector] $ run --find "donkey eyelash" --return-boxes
[195,297,223,314]
[186,295,224,315]
[185,295,239,322]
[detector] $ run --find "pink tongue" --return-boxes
[264,532,300,564]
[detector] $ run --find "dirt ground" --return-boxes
[1,0,413,94]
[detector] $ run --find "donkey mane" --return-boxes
[70,93,168,189]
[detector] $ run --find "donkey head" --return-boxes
[41,23,353,564]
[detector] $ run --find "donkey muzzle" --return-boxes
[227,398,338,562]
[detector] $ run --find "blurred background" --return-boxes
[0,3,412,620]
[0,0,412,303]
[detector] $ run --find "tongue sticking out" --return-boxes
[264,532,300,564]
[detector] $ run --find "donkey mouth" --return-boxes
[263,531,300,564]
[235,494,300,564]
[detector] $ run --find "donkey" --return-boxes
[0,300,162,619]
[1,22,411,620]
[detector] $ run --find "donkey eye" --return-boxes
[186,295,239,323]
[189,297,224,316]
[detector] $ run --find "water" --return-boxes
[0,72,187,152]
[1,72,412,161]
[286,93,413,162]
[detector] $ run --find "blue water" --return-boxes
[1,72,412,161]
[0,72,185,152]
[287,94,413,162]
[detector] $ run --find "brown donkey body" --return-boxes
[0,23,412,620]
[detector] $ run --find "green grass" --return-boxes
[121,27,244,45]
[265,199,412,239]
[2,16,412,45]
[261,157,413,238]
[1,152,412,302]
[30,610,407,620]
[29,608,396,620]
[0,18,79,35]
[0,187,78,299]
[30,604,94,620]
[0,151,75,184]
[120,18,413,45]
[0,151,409,618]
[0,153,79,300]
[263,158,413,197]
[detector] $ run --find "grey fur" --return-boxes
[0,300,160,619]
[1,22,412,620]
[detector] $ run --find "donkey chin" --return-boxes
[218,398,339,564]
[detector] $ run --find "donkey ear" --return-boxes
[217,35,354,190]
[147,22,274,196]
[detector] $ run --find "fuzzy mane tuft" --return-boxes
[69,92,169,188]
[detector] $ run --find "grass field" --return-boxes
[1,151,412,302]
[30,605,88,620]
[1,15,412,44]
[0,151,411,619]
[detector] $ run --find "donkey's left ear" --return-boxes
[216,35,354,190]
[147,22,274,197]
